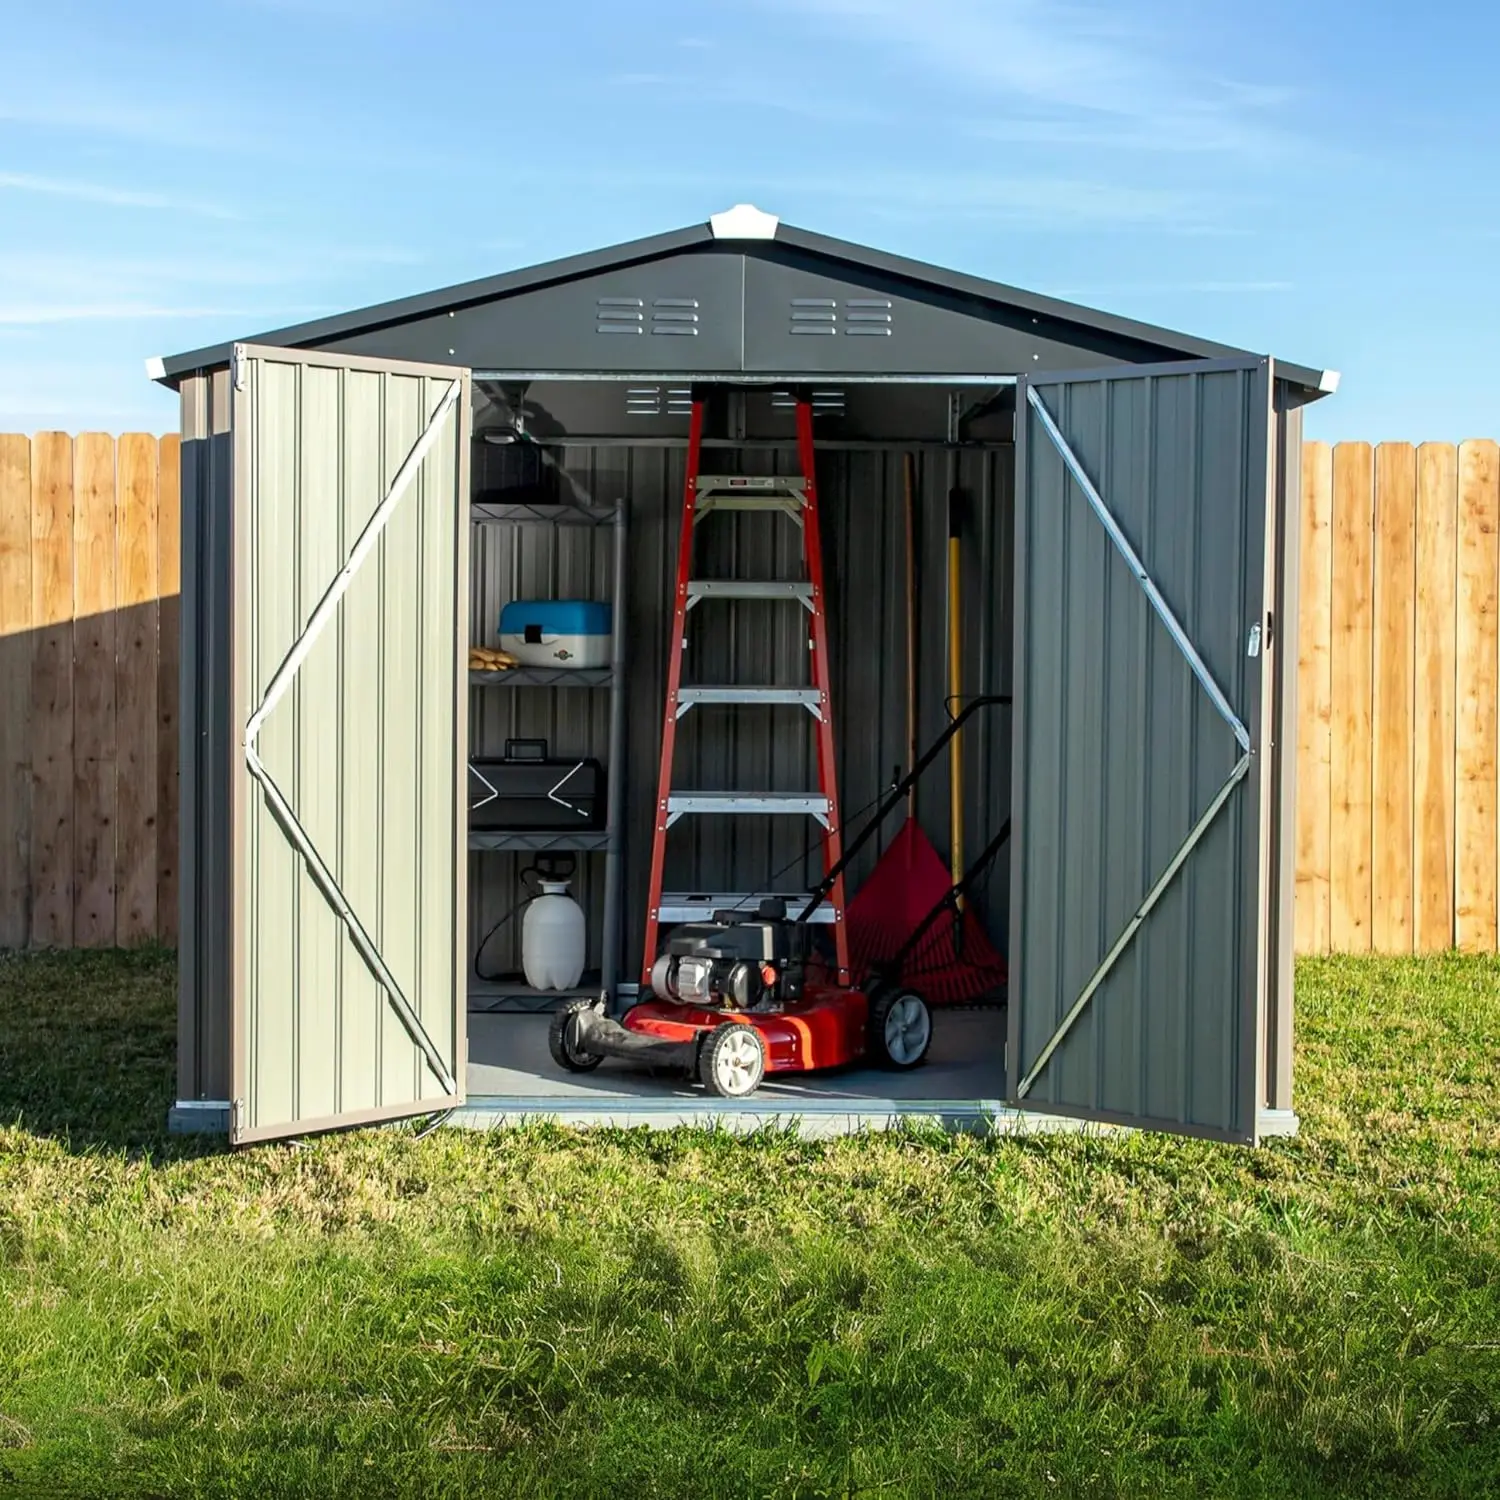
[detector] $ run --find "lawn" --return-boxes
[0,950,1497,1499]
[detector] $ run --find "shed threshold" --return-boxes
[448,1096,1114,1138]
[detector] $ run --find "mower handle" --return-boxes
[797,693,1011,925]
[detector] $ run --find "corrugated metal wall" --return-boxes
[1011,365,1270,1138]
[177,370,235,1102]
[468,439,1016,985]
[237,354,465,1137]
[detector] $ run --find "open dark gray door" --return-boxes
[1009,358,1276,1143]
[228,345,470,1145]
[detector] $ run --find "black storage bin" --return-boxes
[469,740,606,831]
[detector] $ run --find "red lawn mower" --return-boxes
[547,696,1011,1098]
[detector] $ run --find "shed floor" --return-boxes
[465,1007,1007,1102]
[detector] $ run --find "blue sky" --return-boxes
[0,0,1493,440]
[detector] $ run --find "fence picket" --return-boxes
[1295,442,1333,954]
[157,434,181,945]
[1329,443,1375,952]
[116,434,159,945]
[1455,440,1500,950]
[29,433,75,948]
[1372,444,1416,951]
[0,435,33,947]
[1414,444,1457,950]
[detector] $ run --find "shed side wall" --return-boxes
[177,369,235,1102]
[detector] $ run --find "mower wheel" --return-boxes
[698,1023,767,1098]
[869,988,933,1070]
[548,998,605,1073]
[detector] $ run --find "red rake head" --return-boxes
[845,819,1007,1007]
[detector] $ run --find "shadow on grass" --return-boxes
[0,946,203,1156]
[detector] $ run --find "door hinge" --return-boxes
[231,344,247,392]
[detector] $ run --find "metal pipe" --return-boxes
[947,483,965,907]
[601,498,628,1015]
[904,452,919,819]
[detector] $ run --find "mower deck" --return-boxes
[621,983,871,1074]
[567,984,871,1079]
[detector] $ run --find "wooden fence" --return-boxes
[1296,439,1500,954]
[1,431,1497,953]
[0,433,180,948]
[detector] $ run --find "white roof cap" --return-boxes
[709,204,780,241]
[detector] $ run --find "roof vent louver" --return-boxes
[626,386,694,418]
[652,297,700,336]
[790,297,837,336]
[772,389,846,416]
[844,297,893,336]
[596,296,644,335]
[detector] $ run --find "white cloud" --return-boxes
[753,0,1302,161]
[0,171,237,218]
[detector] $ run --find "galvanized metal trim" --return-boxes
[1015,751,1251,1098]
[1026,383,1251,753]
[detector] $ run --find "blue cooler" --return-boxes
[499,599,613,669]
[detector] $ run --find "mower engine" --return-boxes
[648,899,813,1012]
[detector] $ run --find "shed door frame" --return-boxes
[228,343,471,1145]
[1008,355,1277,1143]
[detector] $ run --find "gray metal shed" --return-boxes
[153,204,1334,1146]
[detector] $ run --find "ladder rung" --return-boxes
[694,475,807,498]
[657,893,838,924]
[685,580,813,609]
[676,686,822,715]
[665,792,830,828]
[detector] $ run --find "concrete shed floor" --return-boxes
[465,1006,1008,1103]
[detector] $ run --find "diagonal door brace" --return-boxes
[1026,387,1250,752]
[1016,384,1254,1099]
[243,370,463,1096]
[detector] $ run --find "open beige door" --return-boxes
[227,344,469,1145]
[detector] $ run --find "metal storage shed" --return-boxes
[152,204,1334,1147]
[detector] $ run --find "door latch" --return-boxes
[1246,623,1262,659]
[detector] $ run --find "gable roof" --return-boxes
[151,208,1336,394]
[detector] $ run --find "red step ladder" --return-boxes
[641,397,851,988]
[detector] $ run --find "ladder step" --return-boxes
[694,475,808,498]
[665,792,830,826]
[685,580,813,608]
[693,476,808,520]
[676,686,822,714]
[657,892,838,924]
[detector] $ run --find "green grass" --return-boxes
[1,949,1498,1499]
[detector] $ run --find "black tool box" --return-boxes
[468,739,606,831]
